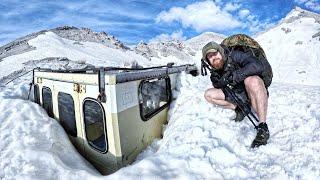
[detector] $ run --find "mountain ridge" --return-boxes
[0,26,129,61]
[255,6,320,38]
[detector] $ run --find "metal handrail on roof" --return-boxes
[35,63,198,83]
[32,63,198,103]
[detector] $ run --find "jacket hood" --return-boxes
[201,41,226,61]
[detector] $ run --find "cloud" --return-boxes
[294,0,308,2]
[0,0,291,46]
[155,1,242,32]
[224,2,241,12]
[0,25,40,46]
[0,0,157,46]
[244,16,275,34]
[295,0,320,11]
[238,9,250,19]
[236,11,274,34]
[248,20,275,33]
[74,2,152,20]
[149,30,186,43]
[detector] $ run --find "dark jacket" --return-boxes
[210,47,273,89]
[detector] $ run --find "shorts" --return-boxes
[222,83,269,105]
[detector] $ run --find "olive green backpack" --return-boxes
[221,34,267,59]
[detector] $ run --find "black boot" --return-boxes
[251,122,270,148]
[233,106,248,122]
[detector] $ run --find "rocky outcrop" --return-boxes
[51,26,129,50]
[283,7,320,24]
[134,39,195,60]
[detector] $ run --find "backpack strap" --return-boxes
[221,44,235,72]
[201,58,213,76]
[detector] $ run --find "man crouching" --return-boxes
[201,41,273,148]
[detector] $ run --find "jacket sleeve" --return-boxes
[210,73,222,88]
[230,50,264,83]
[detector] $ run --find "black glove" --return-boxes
[189,69,199,77]
[217,72,233,88]
[210,71,236,88]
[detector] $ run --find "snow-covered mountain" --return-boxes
[185,32,226,50]
[0,26,156,85]
[256,7,320,86]
[1,7,320,180]
[134,39,196,63]
[0,26,199,86]
[0,26,129,60]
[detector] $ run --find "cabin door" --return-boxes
[51,80,84,153]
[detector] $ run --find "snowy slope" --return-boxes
[112,77,320,179]
[256,7,320,86]
[134,39,196,65]
[1,74,320,179]
[0,26,129,61]
[0,31,156,85]
[185,32,226,51]
[1,7,320,180]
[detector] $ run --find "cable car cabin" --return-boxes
[32,64,197,175]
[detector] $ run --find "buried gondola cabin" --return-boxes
[32,64,197,175]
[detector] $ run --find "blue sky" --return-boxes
[0,0,319,46]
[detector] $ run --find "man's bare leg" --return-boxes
[204,88,236,109]
[244,76,268,123]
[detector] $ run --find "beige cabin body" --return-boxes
[32,64,196,175]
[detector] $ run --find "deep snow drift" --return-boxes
[1,73,320,179]
[1,6,320,180]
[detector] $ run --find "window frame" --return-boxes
[42,86,54,118]
[34,84,40,104]
[82,98,108,153]
[138,76,172,121]
[57,92,77,137]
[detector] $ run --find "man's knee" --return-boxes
[204,88,214,102]
[244,76,265,91]
[204,88,225,102]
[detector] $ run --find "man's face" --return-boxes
[206,51,224,70]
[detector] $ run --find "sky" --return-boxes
[0,0,319,46]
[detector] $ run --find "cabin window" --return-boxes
[139,77,171,121]
[83,99,107,153]
[34,84,40,104]
[58,92,77,137]
[42,86,54,118]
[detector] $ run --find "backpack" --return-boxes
[221,34,267,60]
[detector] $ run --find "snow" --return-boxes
[1,7,320,180]
[0,31,155,79]
[284,8,301,20]
[256,9,320,86]
[0,84,98,179]
[1,73,320,179]
[185,32,226,50]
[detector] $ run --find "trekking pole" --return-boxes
[224,86,259,129]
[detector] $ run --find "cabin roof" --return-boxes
[35,64,197,84]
